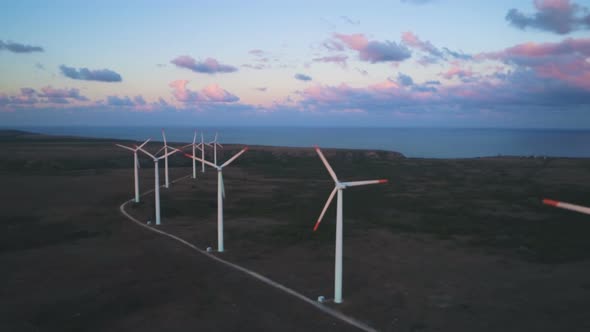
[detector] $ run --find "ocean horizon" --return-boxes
[7,126,590,159]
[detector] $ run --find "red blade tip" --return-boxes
[543,199,559,206]
[313,220,321,232]
[243,146,249,151]
[378,179,388,184]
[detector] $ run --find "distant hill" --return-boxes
[0,129,39,138]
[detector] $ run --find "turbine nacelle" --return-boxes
[313,146,388,232]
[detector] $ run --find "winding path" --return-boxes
[119,174,378,332]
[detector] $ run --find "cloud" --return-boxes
[401,31,472,64]
[242,63,269,70]
[60,65,122,82]
[294,66,590,118]
[478,37,590,90]
[441,66,474,80]
[322,40,345,51]
[0,86,90,110]
[106,96,135,106]
[401,31,444,58]
[169,80,239,103]
[340,16,360,25]
[170,56,238,74]
[396,73,414,86]
[295,73,312,81]
[255,87,268,92]
[312,55,348,67]
[134,95,147,106]
[0,40,43,53]
[333,33,412,63]
[40,87,88,103]
[506,0,590,34]
[249,49,265,56]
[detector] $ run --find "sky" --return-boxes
[1,0,590,128]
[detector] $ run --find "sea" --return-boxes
[13,126,590,159]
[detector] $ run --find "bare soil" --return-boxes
[2,130,590,331]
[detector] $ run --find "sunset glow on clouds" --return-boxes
[1,0,589,127]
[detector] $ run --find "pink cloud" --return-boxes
[334,33,368,51]
[479,38,590,90]
[441,66,474,80]
[332,33,411,63]
[401,31,443,58]
[169,80,239,103]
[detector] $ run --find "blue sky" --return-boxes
[1,0,589,127]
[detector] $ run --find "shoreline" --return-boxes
[3,128,589,160]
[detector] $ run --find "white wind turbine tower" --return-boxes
[179,146,248,252]
[138,146,178,225]
[200,132,206,173]
[160,128,174,188]
[543,198,590,215]
[207,132,223,166]
[115,138,151,203]
[179,130,204,179]
[312,146,388,304]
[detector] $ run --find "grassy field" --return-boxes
[2,130,590,331]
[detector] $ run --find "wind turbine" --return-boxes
[200,132,206,173]
[160,128,173,188]
[207,132,223,166]
[312,146,388,304]
[179,146,248,252]
[115,138,151,203]
[543,199,590,215]
[138,146,178,225]
[179,130,204,179]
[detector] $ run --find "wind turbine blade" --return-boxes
[313,187,338,232]
[217,143,224,149]
[161,128,167,145]
[221,147,248,168]
[155,145,166,155]
[341,179,388,187]
[193,130,197,145]
[115,144,135,152]
[315,146,338,183]
[179,143,193,149]
[159,148,178,160]
[137,137,151,150]
[543,199,590,215]
[214,132,218,142]
[138,147,156,160]
[181,151,218,168]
